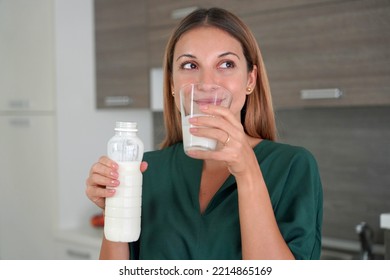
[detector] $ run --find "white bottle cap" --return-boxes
[114,122,138,132]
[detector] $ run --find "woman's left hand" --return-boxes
[186,104,260,177]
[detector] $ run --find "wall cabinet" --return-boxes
[145,0,335,67]
[0,0,54,112]
[94,0,149,109]
[145,0,390,108]
[243,0,390,108]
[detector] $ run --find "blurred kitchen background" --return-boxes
[0,0,389,260]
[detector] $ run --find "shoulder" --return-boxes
[255,140,322,195]
[257,141,323,260]
[255,140,318,168]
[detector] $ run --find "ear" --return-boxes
[170,81,174,90]
[246,65,257,94]
[170,82,175,97]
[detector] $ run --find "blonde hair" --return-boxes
[160,7,276,148]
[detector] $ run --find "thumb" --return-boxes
[140,161,148,173]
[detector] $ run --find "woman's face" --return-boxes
[172,26,257,119]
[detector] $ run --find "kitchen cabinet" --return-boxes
[57,242,100,260]
[55,227,102,259]
[147,0,390,108]
[0,0,55,112]
[0,116,57,259]
[380,214,390,259]
[146,0,335,67]
[94,0,149,109]
[0,0,57,259]
[96,0,390,108]
[243,0,390,109]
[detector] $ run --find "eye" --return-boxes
[219,60,235,69]
[180,61,197,70]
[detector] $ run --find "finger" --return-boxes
[85,185,114,209]
[189,126,229,145]
[199,104,242,130]
[85,183,115,199]
[189,112,244,146]
[87,173,120,189]
[186,148,230,162]
[98,156,119,169]
[189,110,243,139]
[90,161,119,180]
[140,161,148,172]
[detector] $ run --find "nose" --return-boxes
[198,68,218,86]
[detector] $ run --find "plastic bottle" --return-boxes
[104,121,144,242]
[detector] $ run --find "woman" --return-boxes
[86,7,323,260]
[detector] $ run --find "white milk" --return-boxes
[104,161,142,242]
[182,114,217,153]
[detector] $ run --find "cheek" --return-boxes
[228,86,248,114]
[231,93,247,111]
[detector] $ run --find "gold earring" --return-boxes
[246,87,252,93]
[172,90,175,97]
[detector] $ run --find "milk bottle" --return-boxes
[105,122,144,242]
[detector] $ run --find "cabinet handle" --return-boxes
[104,96,133,107]
[9,118,30,127]
[300,88,342,100]
[66,249,91,259]
[8,99,30,109]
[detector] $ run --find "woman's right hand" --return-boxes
[85,156,120,210]
[85,156,148,210]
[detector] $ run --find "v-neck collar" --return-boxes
[174,140,268,216]
[176,143,237,216]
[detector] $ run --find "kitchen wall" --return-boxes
[276,106,390,255]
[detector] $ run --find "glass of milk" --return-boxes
[180,83,232,154]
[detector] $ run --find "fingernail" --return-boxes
[111,180,119,186]
[199,104,208,110]
[107,188,116,194]
[110,171,119,178]
[186,150,196,156]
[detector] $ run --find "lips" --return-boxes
[195,98,224,106]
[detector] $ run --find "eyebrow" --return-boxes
[218,52,240,60]
[176,52,241,61]
[176,54,196,61]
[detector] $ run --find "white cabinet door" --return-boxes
[0,115,57,259]
[0,0,54,111]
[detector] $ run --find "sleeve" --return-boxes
[274,147,323,260]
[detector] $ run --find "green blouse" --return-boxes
[129,140,323,260]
